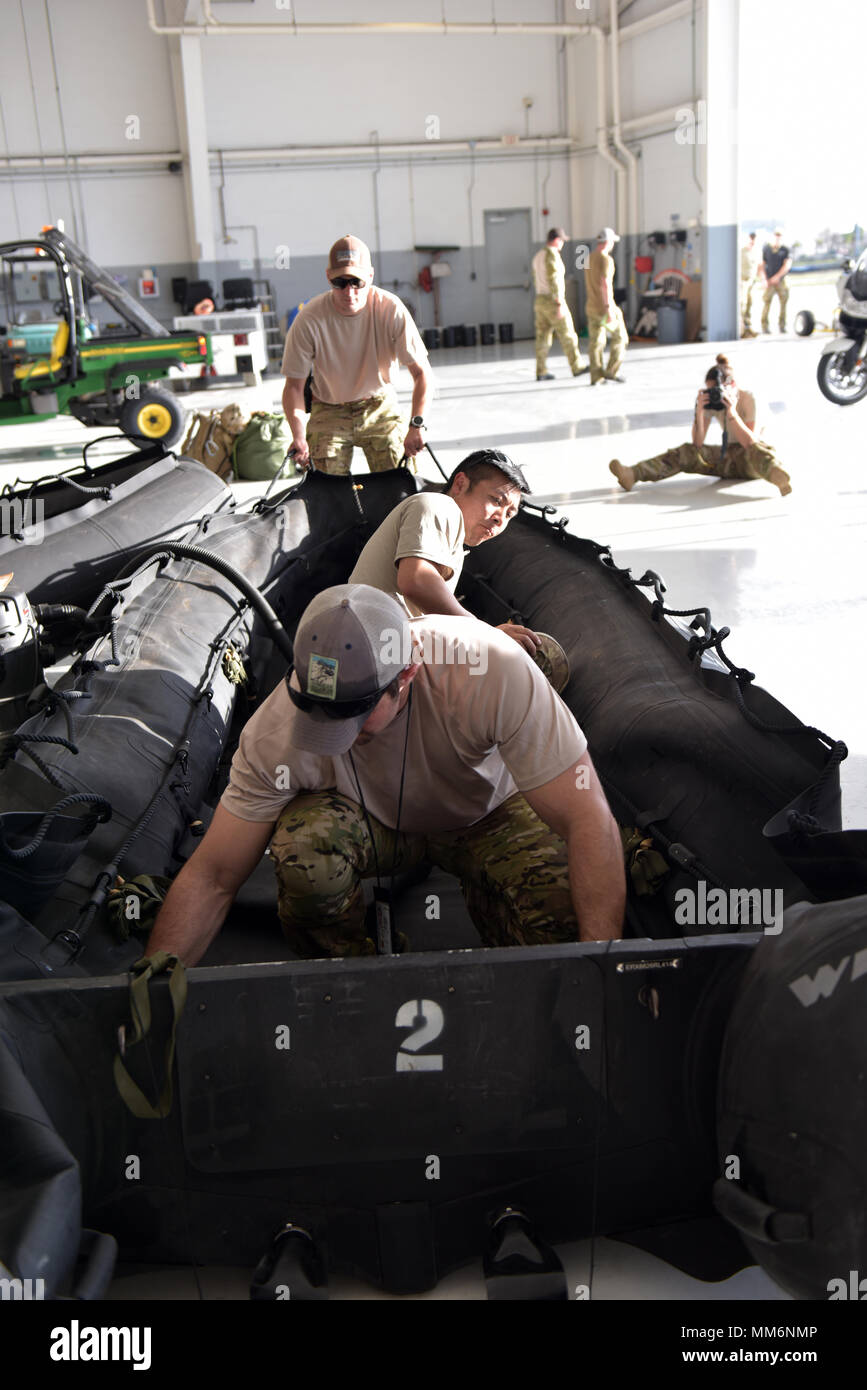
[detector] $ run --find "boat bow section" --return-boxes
[462,512,859,921]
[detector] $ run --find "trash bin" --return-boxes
[464,325,477,347]
[480,323,495,345]
[656,297,686,345]
[498,323,514,344]
[442,327,458,348]
[422,328,440,350]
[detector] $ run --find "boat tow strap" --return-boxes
[113,951,187,1120]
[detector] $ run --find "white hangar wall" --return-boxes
[0,0,737,339]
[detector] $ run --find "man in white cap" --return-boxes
[145,584,625,962]
[281,234,433,473]
[583,228,629,384]
[761,229,792,334]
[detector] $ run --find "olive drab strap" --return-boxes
[113,951,187,1120]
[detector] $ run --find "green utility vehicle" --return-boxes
[0,227,212,448]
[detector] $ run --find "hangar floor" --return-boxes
[1,330,860,1302]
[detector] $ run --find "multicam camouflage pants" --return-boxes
[586,308,628,382]
[534,296,584,375]
[268,790,578,957]
[306,391,405,473]
[631,438,782,484]
[741,276,760,331]
[761,281,789,332]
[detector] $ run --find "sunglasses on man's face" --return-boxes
[331,275,365,289]
[286,669,389,720]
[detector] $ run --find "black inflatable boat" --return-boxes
[0,464,864,1301]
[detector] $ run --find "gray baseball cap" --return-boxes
[287,584,412,756]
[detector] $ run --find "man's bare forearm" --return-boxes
[409,364,432,420]
[567,807,625,942]
[282,378,308,449]
[145,863,236,966]
[398,561,470,617]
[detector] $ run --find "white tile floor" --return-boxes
[2,331,859,1301]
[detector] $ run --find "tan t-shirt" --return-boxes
[532,246,564,298]
[220,615,587,834]
[280,286,428,405]
[584,247,614,319]
[740,245,761,281]
[349,492,466,618]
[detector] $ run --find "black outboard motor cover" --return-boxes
[715,895,867,1298]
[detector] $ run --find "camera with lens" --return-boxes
[705,382,725,411]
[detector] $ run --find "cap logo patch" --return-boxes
[307,653,339,699]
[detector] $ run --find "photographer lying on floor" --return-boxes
[608,353,792,496]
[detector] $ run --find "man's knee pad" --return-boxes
[269,794,366,899]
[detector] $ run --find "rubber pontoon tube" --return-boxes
[110,541,294,663]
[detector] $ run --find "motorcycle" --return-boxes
[816,249,867,405]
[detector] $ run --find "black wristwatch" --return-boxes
[409,415,425,429]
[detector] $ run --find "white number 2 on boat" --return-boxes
[395,999,445,1072]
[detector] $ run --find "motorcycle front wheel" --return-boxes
[817,349,867,405]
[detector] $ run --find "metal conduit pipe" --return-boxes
[215,138,573,161]
[609,0,638,248]
[608,0,639,328]
[618,0,694,43]
[592,29,626,228]
[0,139,571,172]
[621,106,689,135]
[146,0,597,39]
[149,0,694,42]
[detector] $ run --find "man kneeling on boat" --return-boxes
[350,447,542,656]
[145,584,625,962]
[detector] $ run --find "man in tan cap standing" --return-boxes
[532,227,588,381]
[584,228,629,385]
[281,234,433,472]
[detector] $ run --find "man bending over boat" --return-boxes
[349,447,541,656]
[145,585,625,963]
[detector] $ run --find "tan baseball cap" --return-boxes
[327,235,373,280]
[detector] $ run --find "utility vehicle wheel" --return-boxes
[119,386,186,449]
[794,310,815,337]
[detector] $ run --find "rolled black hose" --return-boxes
[109,541,294,663]
[34,604,90,625]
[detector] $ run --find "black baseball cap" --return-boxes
[445,448,530,496]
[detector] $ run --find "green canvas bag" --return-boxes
[233,412,296,481]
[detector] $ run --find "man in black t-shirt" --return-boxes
[761,229,793,334]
